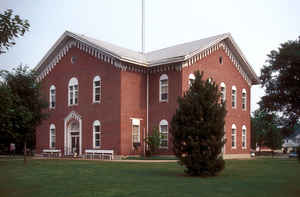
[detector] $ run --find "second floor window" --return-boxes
[220,82,226,104]
[188,73,195,87]
[93,76,101,103]
[242,89,247,110]
[68,77,78,106]
[49,85,56,109]
[160,74,168,102]
[232,86,237,108]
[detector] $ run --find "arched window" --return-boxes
[231,124,236,148]
[68,77,78,106]
[93,120,101,148]
[50,124,56,148]
[93,76,101,103]
[231,86,237,108]
[160,74,168,102]
[220,82,226,103]
[188,73,195,87]
[208,77,212,83]
[49,85,56,109]
[159,119,168,148]
[242,89,247,110]
[242,125,247,149]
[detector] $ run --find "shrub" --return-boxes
[144,127,160,156]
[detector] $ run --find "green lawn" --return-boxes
[0,158,299,197]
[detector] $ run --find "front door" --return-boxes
[71,132,80,155]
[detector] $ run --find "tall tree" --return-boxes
[260,36,300,127]
[0,9,30,54]
[251,109,283,154]
[0,66,48,163]
[171,71,227,176]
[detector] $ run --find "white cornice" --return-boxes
[36,31,259,85]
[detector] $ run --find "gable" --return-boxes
[35,31,259,85]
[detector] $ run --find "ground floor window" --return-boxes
[50,124,56,148]
[232,124,236,149]
[132,119,140,145]
[93,120,101,148]
[160,119,168,148]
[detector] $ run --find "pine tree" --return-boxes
[171,71,227,176]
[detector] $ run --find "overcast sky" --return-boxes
[1,0,300,113]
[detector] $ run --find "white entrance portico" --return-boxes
[64,111,82,156]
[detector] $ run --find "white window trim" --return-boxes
[220,82,226,103]
[232,85,237,109]
[231,124,237,149]
[188,73,195,87]
[93,75,101,103]
[242,125,247,149]
[49,85,56,109]
[93,120,101,149]
[49,124,56,149]
[242,88,247,111]
[131,118,141,144]
[68,77,78,106]
[159,119,168,149]
[159,74,168,102]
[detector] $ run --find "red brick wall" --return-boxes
[148,69,182,154]
[36,47,122,154]
[120,70,147,155]
[36,45,251,156]
[181,48,251,154]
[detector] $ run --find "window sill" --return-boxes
[93,101,101,104]
[231,147,237,149]
[68,104,78,107]
[159,100,168,103]
[159,146,168,149]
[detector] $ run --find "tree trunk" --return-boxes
[24,141,27,164]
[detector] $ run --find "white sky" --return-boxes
[1,0,300,113]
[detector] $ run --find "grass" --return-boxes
[0,158,299,197]
[125,155,177,160]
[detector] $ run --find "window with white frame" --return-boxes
[160,74,168,102]
[231,124,236,148]
[231,86,237,108]
[242,89,247,110]
[160,119,168,148]
[68,77,78,106]
[132,119,140,144]
[220,82,226,104]
[93,76,101,103]
[49,85,56,109]
[242,125,247,149]
[49,124,56,148]
[188,73,195,87]
[93,120,101,148]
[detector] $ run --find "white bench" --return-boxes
[85,149,114,160]
[42,149,61,158]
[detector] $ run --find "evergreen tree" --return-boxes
[171,71,226,176]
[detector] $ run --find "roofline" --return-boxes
[35,31,260,84]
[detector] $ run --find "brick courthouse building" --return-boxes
[35,31,259,158]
